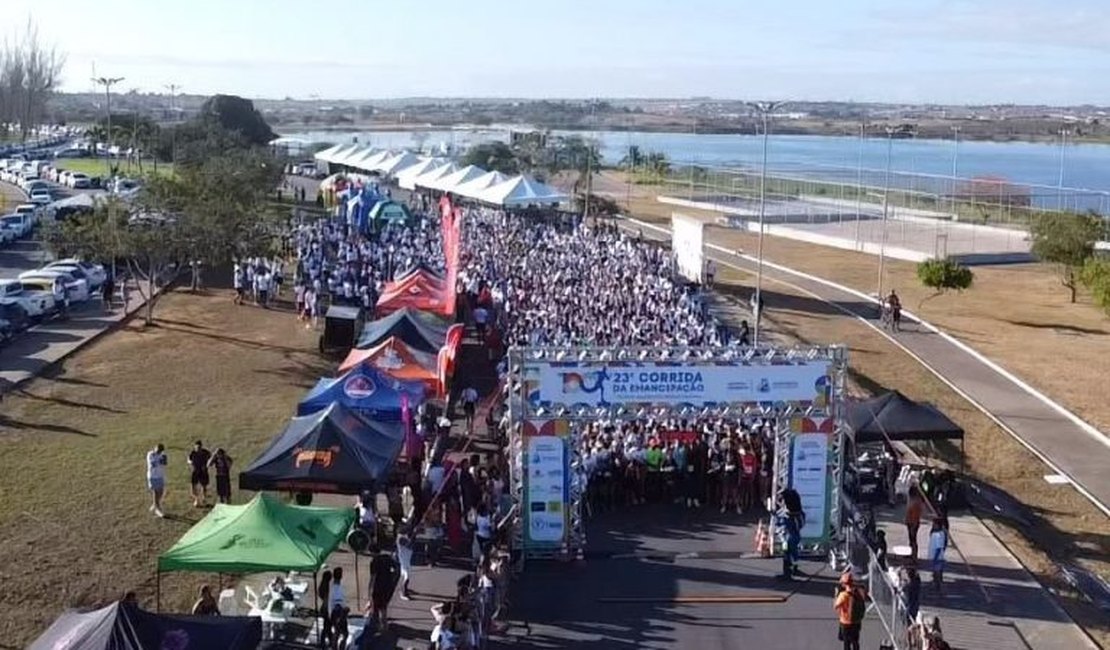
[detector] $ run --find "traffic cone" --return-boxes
[754,521,765,554]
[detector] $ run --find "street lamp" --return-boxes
[950,126,960,215]
[1057,128,1069,210]
[855,117,867,248]
[749,100,786,346]
[91,76,125,177]
[165,83,181,165]
[877,126,896,300]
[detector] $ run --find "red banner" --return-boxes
[438,196,462,317]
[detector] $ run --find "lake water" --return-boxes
[282,128,1110,208]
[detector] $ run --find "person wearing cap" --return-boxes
[834,571,867,650]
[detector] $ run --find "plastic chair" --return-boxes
[243,584,261,611]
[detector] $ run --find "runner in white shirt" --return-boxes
[146,443,168,518]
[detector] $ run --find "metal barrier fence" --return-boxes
[844,507,914,650]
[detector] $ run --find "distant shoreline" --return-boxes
[276,121,1109,145]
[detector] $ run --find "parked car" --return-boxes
[15,276,66,314]
[14,203,41,226]
[0,222,18,243]
[0,302,31,333]
[57,170,73,186]
[19,269,89,302]
[0,279,56,321]
[68,172,90,189]
[49,258,107,288]
[43,262,102,291]
[0,214,32,238]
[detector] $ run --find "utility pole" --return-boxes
[855,117,866,248]
[877,126,896,300]
[165,83,181,166]
[750,100,786,346]
[92,76,125,177]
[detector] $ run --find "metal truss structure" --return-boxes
[506,344,850,570]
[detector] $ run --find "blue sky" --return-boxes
[7,0,1110,103]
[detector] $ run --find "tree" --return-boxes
[461,142,519,175]
[0,20,65,141]
[916,257,974,303]
[196,94,276,145]
[1080,256,1110,315]
[1029,211,1103,303]
[645,151,671,179]
[619,145,644,169]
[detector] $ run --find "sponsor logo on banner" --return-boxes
[373,347,405,371]
[344,375,376,399]
[790,433,829,541]
[293,445,341,469]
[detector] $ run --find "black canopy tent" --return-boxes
[848,391,964,443]
[239,402,404,495]
[29,601,262,650]
[356,307,448,353]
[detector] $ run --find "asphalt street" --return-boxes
[494,504,850,650]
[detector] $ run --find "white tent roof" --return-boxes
[320,143,362,164]
[477,175,569,207]
[452,170,510,200]
[345,148,390,171]
[336,145,379,166]
[395,157,449,189]
[411,162,459,189]
[313,143,346,162]
[376,151,421,176]
[424,164,487,193]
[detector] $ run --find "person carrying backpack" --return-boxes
[834,571,867,650]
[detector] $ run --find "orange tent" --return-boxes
[339,336,441,396]
[376,272,451,317]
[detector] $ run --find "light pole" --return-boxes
[1057,128,1069,210]
[877,126,895,300]
[950,125,960,216]
[750,100,786,346]
[855,118,866,248]
[165,83,181,165]
[92,76,125,177]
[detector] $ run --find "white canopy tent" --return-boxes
[411,162,459,190]
[320,143,363,165]
[396,157,448,190]
[313,143,347,163]
[477,175,569,207]
[424,164,487,193]
[335,145,380,167]
[451,170,510,200]
[376,151,421,176]
[353,150,395,173]
[343,147,386,171]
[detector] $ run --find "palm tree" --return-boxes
[646,151,671,180]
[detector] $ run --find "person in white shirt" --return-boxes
[146,443,168,518]
[396,533,414,600]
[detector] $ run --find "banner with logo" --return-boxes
[531,361,831,408]
[788,416,835,545]
[672,213,705,284]
[522,418,571,548]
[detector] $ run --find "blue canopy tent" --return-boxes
[297,363,426,420]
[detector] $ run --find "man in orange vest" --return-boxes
[834,571,867,650]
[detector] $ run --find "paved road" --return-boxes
[623,216,1110,517]
[497,505,845,650]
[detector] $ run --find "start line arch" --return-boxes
[506,344,850,570]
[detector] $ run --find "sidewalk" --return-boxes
[0,283,149,394]
[874,509,1096,650]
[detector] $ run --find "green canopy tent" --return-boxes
[156,493,354,611]
[368,200,414,226]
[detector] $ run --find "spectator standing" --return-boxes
[190,585,220,616]
[396,533,414,600]
[367,547,400,630]
[905,487,924,561]
[187,440,211,508]
[928,519,949,593]
[461,385,479,434]
[208,448,233,504]
[834,572,867,650]
[146,443,168,518]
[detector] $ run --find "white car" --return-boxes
[43,262,104,291]
[30,188,52,205]
[50,258,107,288]
[20,269,89,302]
[14,204,41,226]
[0,223,17,244]
[57,170,73,186]
[68,172,90,189]
[0,214,31,238]
[0,279,56,320]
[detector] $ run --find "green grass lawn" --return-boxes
[0,289,325,645]
[56,157,176,179]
